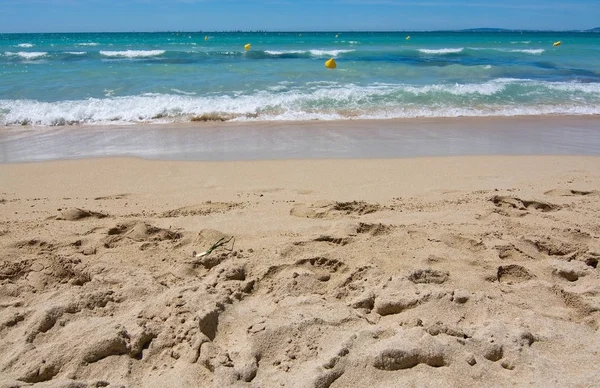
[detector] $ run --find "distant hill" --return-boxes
[460,27,600,33]
[460,28,511,32]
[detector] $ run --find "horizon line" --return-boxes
[1,28,599,34]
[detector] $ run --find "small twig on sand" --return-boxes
[192,236,235,258]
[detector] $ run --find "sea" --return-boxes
[1,31,599,127]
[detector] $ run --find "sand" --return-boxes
[1,155,600,387]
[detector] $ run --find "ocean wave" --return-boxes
[263,49,354,58]
[468,47,545,55]
[99,50,166,58]
[264,50,307,56]
[76,43,99,46]
[308,49,354,57]
[403,81,507,96]
[545,82,600,94]
[66,51,87,56]
[4,51,48,60]
[1,80,598,126]
[419,48,464,55]
[218,51,240,56]
[507,49,545,54]
[171,89,197,95]
[17,43,34,48]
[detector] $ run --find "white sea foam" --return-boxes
[171,89,197,95]
[17,43,34,48]
[264,50,306,55]
[419,48,464,55]
[305,81,341,87]
[267,85,289,92]
[404,80,508,96]
[264,49,353,57]
[356,105,600,120]
[5,51,48,59]
[468,47,544,55]
[545,82,600,94]
[308,49,354,57]
[2,80,599,126]
[100,50,166,58]
[66,51,86,55]
[3,96,598,126]
[508,49,544,54]
[77,43,98,46]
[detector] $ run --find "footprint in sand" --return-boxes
[160,202,242,218]
[525,237,577,257]
[256,257,348,297]
[491,195,561,214]
[56,208,108,221]
[295,222,395,248]
[440,233,485,252]
[357,222,395,236]
[408,268,449,285]
[290,201,381,219]
[544,189,598,197]
[93,193,129,200]
[497,264,535,283]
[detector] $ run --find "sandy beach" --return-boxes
[1,146,600,387]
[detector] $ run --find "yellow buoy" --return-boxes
[325,58,337,69]
[553,41,561,46]
[244,43,251,51]
[204,36,208,41]
[406,35,411,40]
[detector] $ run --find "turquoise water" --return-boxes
[0,31,599,126]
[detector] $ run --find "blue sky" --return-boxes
[1,0,599,33]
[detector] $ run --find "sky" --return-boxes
[1,0,599,33]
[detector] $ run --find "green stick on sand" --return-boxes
[192,236,235,258]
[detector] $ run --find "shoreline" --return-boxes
[1,115,599,164]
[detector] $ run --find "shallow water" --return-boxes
[1,31,599,126]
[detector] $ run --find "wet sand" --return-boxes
[1,116,599,163]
